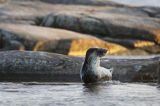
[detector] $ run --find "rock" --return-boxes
[0,40,25,51]
[0,51,159,82]
[139,7,160,18]
[41,12,160,44]
[0,35,2,48]
[103,37,160,54]
[101,56,160,82]
[98,7,149,17]
[0,23,128,56]
[141,45,160,54]
[159,67,160,84]
[112,49,149,56]
[0,0,7,3]
[0,51,82,82]
[0,0,160,55]
[0,0,159,25]
[40,0,125,6]
[0,0,124,25]
[103,37,155,48]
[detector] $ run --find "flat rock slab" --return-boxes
[0,51,82,82]
[0,51,159,82]
[0,0,160,55]
[41,12,160,43]
[0,23,128,56]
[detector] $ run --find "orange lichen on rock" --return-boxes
[151,29,160,44]
[33,40,48,51]
[134,40,155,48]
[68,38,128,56]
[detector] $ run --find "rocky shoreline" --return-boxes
[0,0,160,83]
[0,51,159,83]
[0,0,160,56]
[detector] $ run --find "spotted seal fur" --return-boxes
[80,48,113,84]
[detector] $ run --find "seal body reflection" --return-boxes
[80,48,113,84]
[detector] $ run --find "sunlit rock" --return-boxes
[68,38,127,56]
[0,24,128,55]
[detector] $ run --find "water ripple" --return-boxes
[0,82,160,106]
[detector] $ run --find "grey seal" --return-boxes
[80,48,113,84]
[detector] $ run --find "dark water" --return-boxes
[0,82,160,106]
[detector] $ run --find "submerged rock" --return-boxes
[0,51,159,82]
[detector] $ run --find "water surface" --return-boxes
[0,82,160,106]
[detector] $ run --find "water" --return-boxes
[0,82,160,106]
[112,0,160,7]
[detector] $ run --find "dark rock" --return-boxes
[158,62,160,84]
[0,51,159,82]
[0,35,2,48]
[103,37,155,48]
[41,12,160,43]
[98,7,149,17]
[139,6,160,18]
[101,56,160,82]
[0,51,82,82]
[40,0,125,6]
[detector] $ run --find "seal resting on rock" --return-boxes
[80,48,113,84]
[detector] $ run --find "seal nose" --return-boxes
[103,49,107,53]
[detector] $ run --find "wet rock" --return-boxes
[101,56,160,82]
[0,51,82,82]
[0,51,159,82]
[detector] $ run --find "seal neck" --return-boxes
[84,56,100,71]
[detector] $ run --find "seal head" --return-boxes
[85,48,107,59]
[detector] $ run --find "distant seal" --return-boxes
[80,48,113,84]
